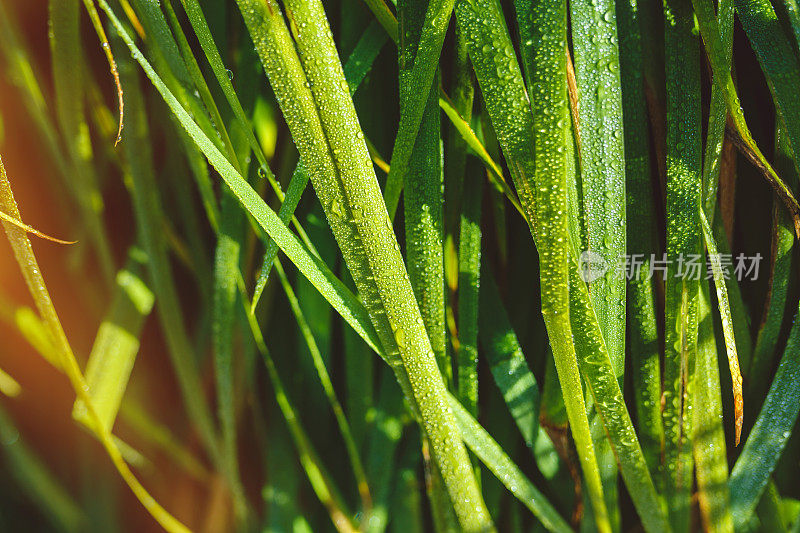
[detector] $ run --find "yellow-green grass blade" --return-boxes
[0,156,190,533]
[662,1,702,528]
[700,210,744,446]
[72,250,154,433]
[693,283,734,533]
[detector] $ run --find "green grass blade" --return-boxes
[449,395,572,533]
[698,0,734,220]
[400,0,447,386]
[479,266,539,448]
[693,283,734,533]
[72,250,154,433]
[274,258,372,512]
[729,306,800,528]
[567,264,669,533]
[212,190,247,521]
[177,0,269,169]
[617,0,663,480]
[363,371,405,533]
[457,171,481,416]
[700,210,744,445]
[49,0,115,286]
[240,294,356,532]
[570,0,626,376]
[438,94,524,216]
[382,0,455,217]
[750,123,798,401]
[0,406,85,532]
[455,0,610,528]
[662,1,702,528]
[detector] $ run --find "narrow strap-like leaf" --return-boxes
[662,2,703,528]
[455,0,610,528]
[693,283,734,533]
[73,250,154,433]
[449,395,572,533]
[617,0,663,481]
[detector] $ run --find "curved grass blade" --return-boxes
[662,1,703,528]
[693,0,800,235]
[693,283,734,533]
[700,210,743,445]
[72,250,154,433]
[251,22,387,312]
[456,0,610,528]
[732,0,800,178]
[80,0,124,145]
[0,156,190,533]
[449,395,572,533]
